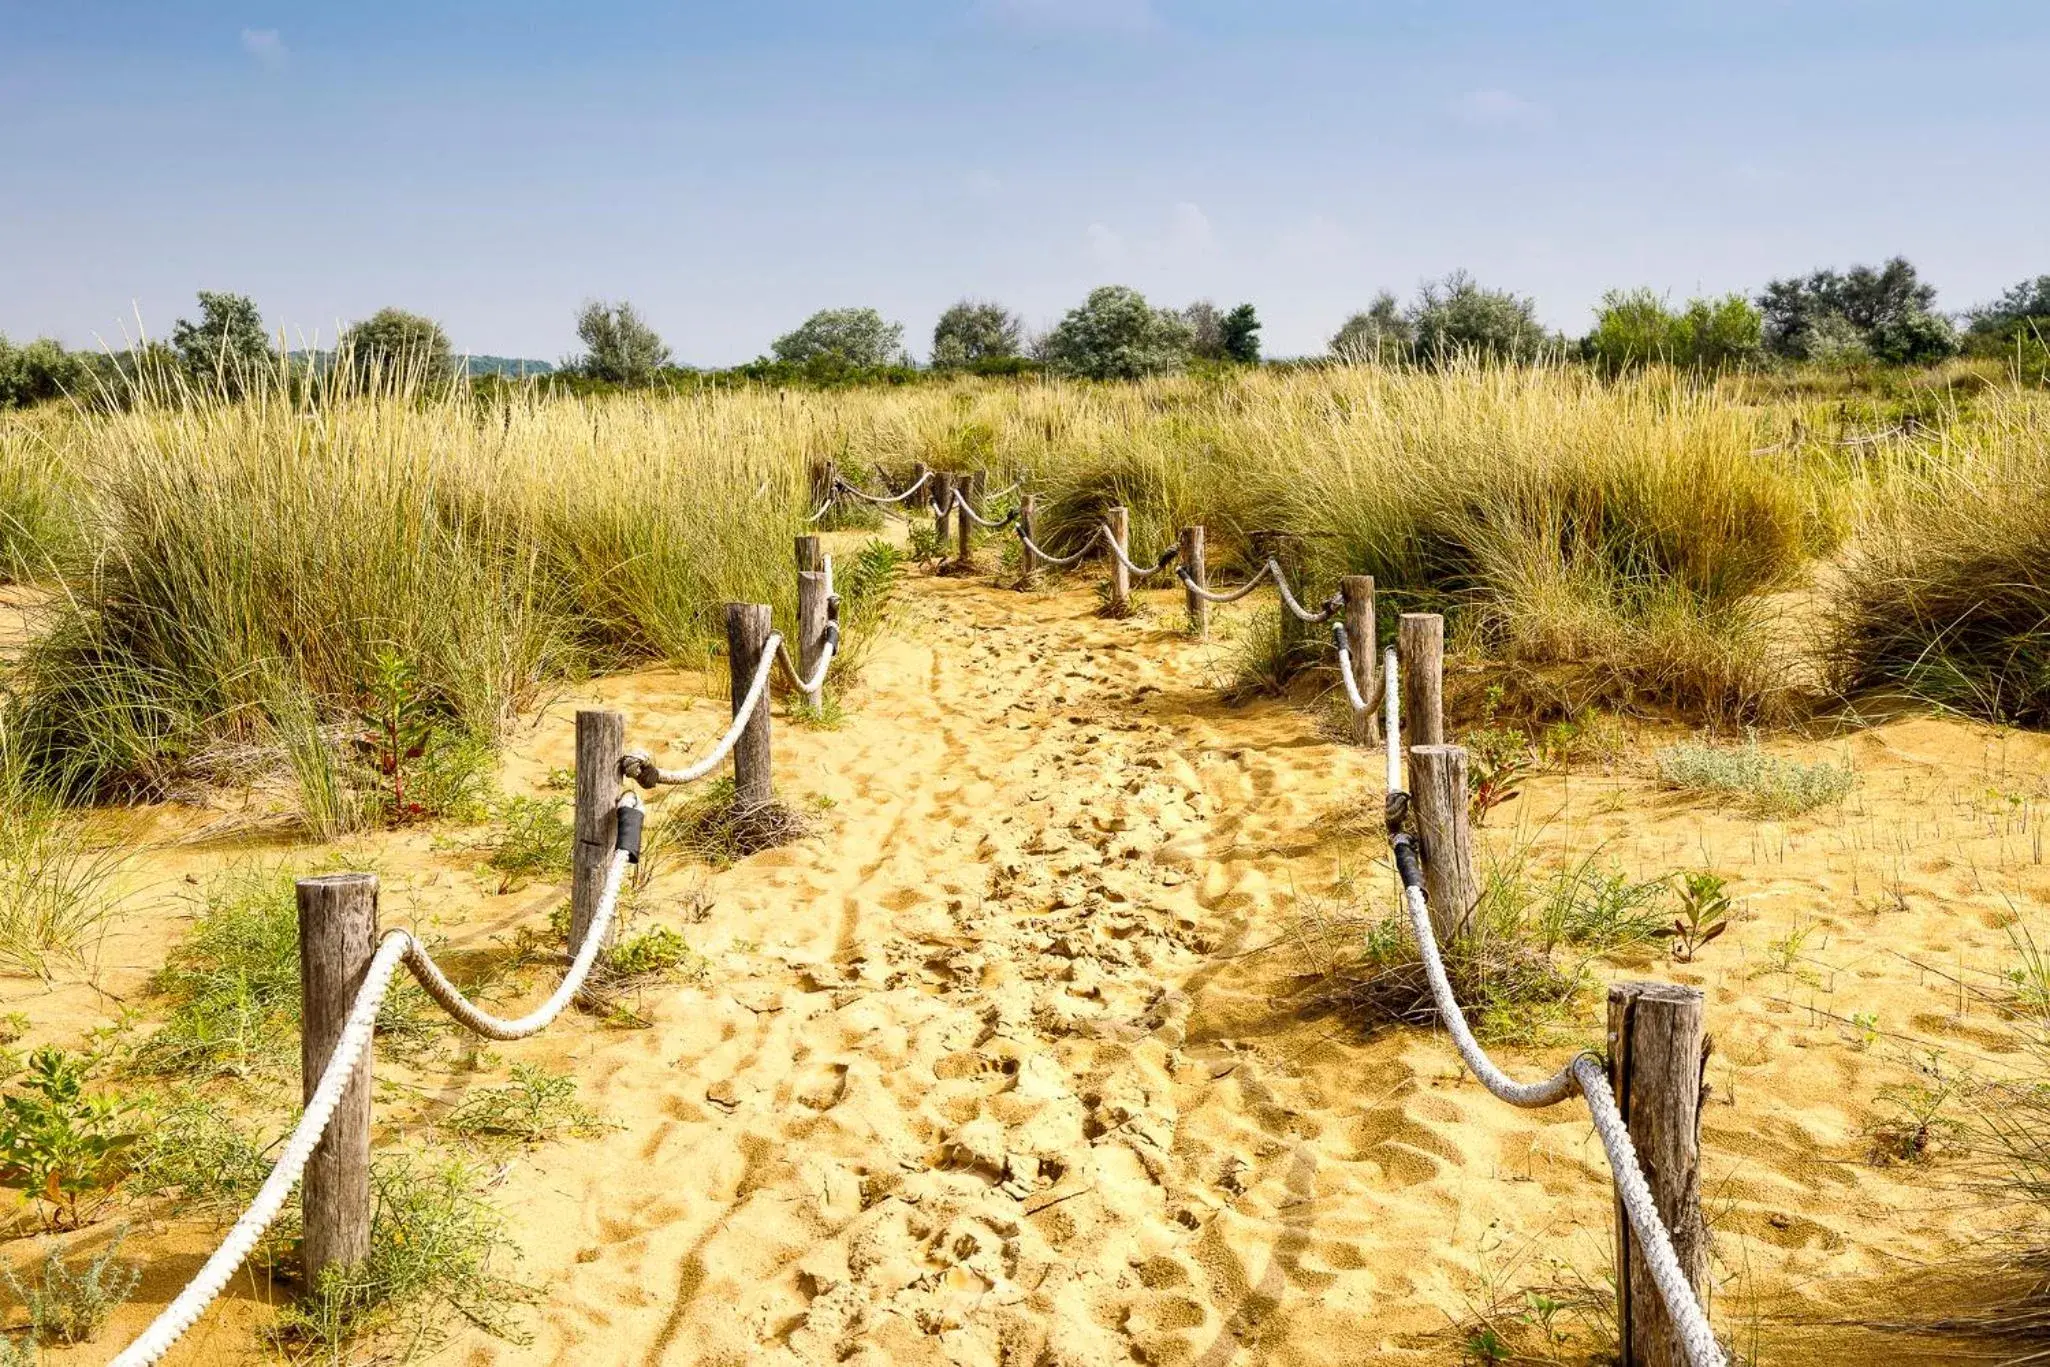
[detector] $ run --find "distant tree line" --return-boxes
[6,258,2048,410]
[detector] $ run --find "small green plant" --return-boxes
[654,776,810,868]
[607,925,704,980]
[2,1230,140,1345]
[483,796,573,893]
[1466,691,1539,825]
[1661,872,1733,963]
[1850,1011,1880,1050]
[907,525,946,563]
[353,646,434,823]
[1756,922,1818,984]
[276,1149,536,1353]
[444,1065,604,1147]
[789,693,845,730]
[1653,734,1854,816]
[127,1094,272,1220]
[1868,1067,1964,1165]
[0,734,129,978]
[1528,858,1671,955]
[0,1048,137,1231]
[1463,1326,1510,1363]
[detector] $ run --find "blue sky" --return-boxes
[3,1,2046,362]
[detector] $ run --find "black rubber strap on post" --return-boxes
[1153,547,1179,571]
[615,804,646,863]
[1331,622,1351,654]
[826,594,841,624]
[1385,789,1411,837]
[1391,832,1424,891]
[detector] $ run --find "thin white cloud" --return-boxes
[240,28,288,71]
[973,0,1158,36]
[1085,222,1126,265]
[1452,88,1548,129]
[1161,201,1215,262]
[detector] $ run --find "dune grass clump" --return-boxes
[1017,363,1837,723]
[1654,735,1855,815]
[0,417,84,583]
[1829,390,2050,725]
[0,723,128,978]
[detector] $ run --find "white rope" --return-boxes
[804,494,836,523]
[112,838,636,1367]
[835,469,931,505]
[984,480,1020,501]
[775,624,839,695]
[623,631,783,786]
[1335,640,1368,714]
[1101,526,1173,578]
[1179,559,1276,604]
[949,488,1016,529]
[1383,645,1401,794]
[1017,524,1101,569]
[1273,568,1338,623]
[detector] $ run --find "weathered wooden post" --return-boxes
[1107,505,1131,616]
[1406,744,1475,943]
[931,472,954,552]
[298,872,376,1281]
[1341,574,1378,745]
[1179,525,1207,638]
[726,603,774,808]
[1608,982,1710,1367]
[795,536,830,712]
[572,709,624,953]
[957,470,985,564]
[1399,612,1445,748]
[1019,494,1041,587]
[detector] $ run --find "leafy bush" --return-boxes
[1653,736,1853,815]
[340,308,457,388]
[1759,256,1958,364]
[1331,292,1412,363]
[0,338,91,409]
[0,1049,137,1231]
[1584,290,1761,372]
[931,301,1021,369]
[127,1094,272,1219]
[1409,271,1551,365]
[1,1231,140,1345]
[572,300,670,385]
[170,291,273,398]
[1041,286,1193,380]
[771,308,905,368]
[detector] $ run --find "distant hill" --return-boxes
[465,356,554,377]
[283,350,554,378]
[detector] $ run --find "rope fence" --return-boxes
[100,473,1724,1367]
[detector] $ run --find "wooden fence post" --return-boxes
[1107,505,1132,616]
[298,872,376,1282]
[1180,525,1207,638]
[931,472,954,552]
[1341,574,1378,745]
[795,535,830,712]
[726,603,774,808]
[1608,983,1710,1367]
[1399,612,1445,748]
[957,470,984,564]
[1406,744,1475,943]
[572,709,624,954]
[1019,494,1040,587]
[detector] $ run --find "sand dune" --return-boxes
[22,566,2049,1364]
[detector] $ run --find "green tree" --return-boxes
[1758,257,1957,364]
[1408,271,1549,365]
[1331,292,1411,363]
[1584,290,1761,372]
[169,291,272,395]
[771,308,905,368]
[340,308,456,388]
[1182,301,1225,360]
[931,300,1021,369]
[1968,276,2050,341]
[1042,285,1193,380]
[1220,304,1261,364]
[574,300,670,385]
[0,337,90,408]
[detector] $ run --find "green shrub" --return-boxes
[0,1049,137,1231]
[1042,286,1192,380]
[128,1094,271,1219]
[1653,736,1853,815]
[483,796,573,893]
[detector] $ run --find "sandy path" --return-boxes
[41,564,2049,1364]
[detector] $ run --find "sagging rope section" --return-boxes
[111,804,644,1367]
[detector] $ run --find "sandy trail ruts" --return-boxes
[95,564,2048,1366]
